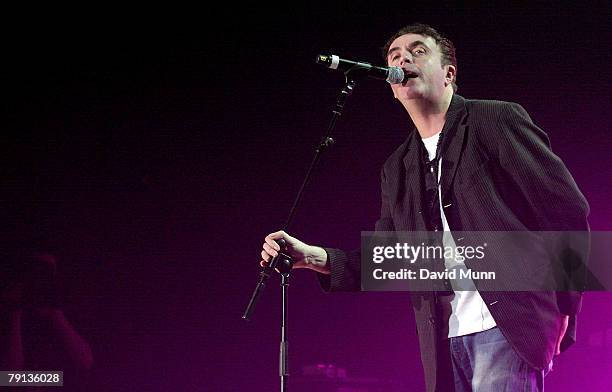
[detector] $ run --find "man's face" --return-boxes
[386,33,454,103]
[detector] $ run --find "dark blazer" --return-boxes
[319,94,590,392]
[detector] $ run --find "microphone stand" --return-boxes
[243,70,361,392]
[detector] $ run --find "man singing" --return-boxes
[260,23,589,391]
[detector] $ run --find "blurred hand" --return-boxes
[260,230,329,274]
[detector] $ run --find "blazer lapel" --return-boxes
[401,131,425,228]
[397,94,468,227]
[440,95,468,202]
[402,131,420,184]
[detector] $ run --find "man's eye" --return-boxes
[413,48,426,55]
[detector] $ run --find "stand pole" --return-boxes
[243,74,360,392]
[280,272,289,392]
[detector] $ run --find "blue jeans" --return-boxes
[449,327,551,392]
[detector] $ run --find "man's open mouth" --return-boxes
[401,68,419,85]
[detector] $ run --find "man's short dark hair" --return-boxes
[382,23,458,91]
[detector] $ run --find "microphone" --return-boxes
[316,54,415,84]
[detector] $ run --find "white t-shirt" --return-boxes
[422,132,497,338]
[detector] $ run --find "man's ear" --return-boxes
[445,64,457,85]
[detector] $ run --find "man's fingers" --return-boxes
[266,230,290,246]
[263,243,278,257]
[264,237,281,251]
[261,250,272,262]
[260,230,298,269]
[554,335,562,356]
[555,315,569,356]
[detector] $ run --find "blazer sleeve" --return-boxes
[496,102,590,316]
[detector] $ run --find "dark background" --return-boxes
[2,2,611,391]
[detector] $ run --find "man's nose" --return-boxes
[399,53,413,66]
